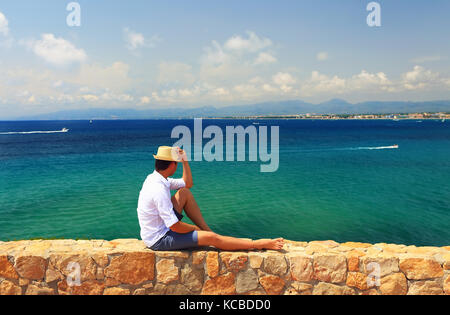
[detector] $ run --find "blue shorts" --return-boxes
[150,209,199,251]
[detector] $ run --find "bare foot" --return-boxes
[254,238,284,250]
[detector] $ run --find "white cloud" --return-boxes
[0,61,135,111]
[78,92,135,105]
[157,62,195,85]
[4,59,449,111]
[123,27,161,51]
[74,62,131,92]
[178,88,196,98]
[297,66,447,99]
[0,68,63,105]
[271,72,297,93]
[139,96,151,105]
[273,72,296,86]
[262,83,277,93]
[202,40,230,66]
[124,28,144,50]
[0,11,13,48]
[402,65,440,90]
[316,52,329,61]
[27,95,36,104]
[249,76,264,84]
[25,33,87,66]
[200,41,252,84]
[2,22,449,113]
[232,83,263,100]
[0,11,9,36]
[141,63,449,106]
[100,92,134,102]
[203,31,273,66]
[81,94,99,102]
[349,70,392,91]
[53,80,64,88]
[200,31,276,83]
[224,31,272,53]
[254,52,277,65]
[300,69,394,96]
[210,87,229,97]
[151,92,161,102]
[300,71,346,96]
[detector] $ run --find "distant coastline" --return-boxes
[5,99,450,121]
[205,112,450,120]
[3,113,449,122]
[2,116,448,122]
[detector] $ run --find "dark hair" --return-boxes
[155,159,176,171]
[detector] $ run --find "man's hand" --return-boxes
[178,147,188,162]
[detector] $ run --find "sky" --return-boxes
[0,0,449,118]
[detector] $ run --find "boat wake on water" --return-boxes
[285,145,399,154]
[0,128,69,135]
[328,145,400,152]
[352,145,399,150]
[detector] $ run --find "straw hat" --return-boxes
[153,146,182,162]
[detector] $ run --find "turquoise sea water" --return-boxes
[0,119,449,246]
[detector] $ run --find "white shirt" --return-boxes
[137,171,186,247]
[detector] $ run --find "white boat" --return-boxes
[61,128,69,132]
[392,144,399,149]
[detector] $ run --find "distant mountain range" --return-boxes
[11,99,450,120]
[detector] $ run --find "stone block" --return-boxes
[206,252,219,278]
[0,280,22,295]
[259,274,285,295]
[362,255,399,277]
[104,252,155,285]
[263,254,287,276]
[0,256,19,279]
[288,254,313,282]
[312,282,355,295]
[181,264,204,293]
[201,272,235,295]
[14,256,47,280]
[156,259,179,284]
[380,273,407,295]
[220,252,248,272]
[313,253,347,283]
[407,280,444,295]
[399,257,444,280]
[236,269,259,294]
[58,280,105,295]
[103,287,131,295]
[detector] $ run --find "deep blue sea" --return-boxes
[0,119,449,246]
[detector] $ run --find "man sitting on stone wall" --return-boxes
[137,146,284,251]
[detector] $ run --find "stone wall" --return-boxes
[0,239,449,295]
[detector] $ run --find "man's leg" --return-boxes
[172,188,212,231]
[197,231,284,251]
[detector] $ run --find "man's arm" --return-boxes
[170,221,201,233]
[178,148,193,189]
